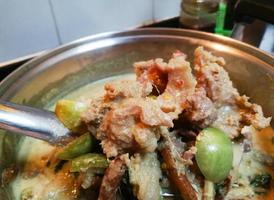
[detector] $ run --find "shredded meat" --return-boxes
[81,98,112,139]
[135,52,196,105]
[135,52,197,116]
[135,58,168,95]
[98,155,128,200]
[98,98,172,157]
[192,47,242,138]
[194,46,239,105]
[183,87,217,127]
[90,52,196,158]
[236,95,271,129]
[209,94,270,139]
[189,47,271,138]
[104,80,152,101]
[161,52,196,111]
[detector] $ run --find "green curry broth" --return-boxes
[12,74,135,200]
[11,73,274,199]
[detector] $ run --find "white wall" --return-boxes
[0,0,59,62]
[0,0,181,62]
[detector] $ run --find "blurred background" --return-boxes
[0,0,273,64]
[0,0,182,63]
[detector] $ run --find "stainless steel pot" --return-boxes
[0,28,273,199]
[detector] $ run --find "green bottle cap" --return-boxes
[215,2,232,36]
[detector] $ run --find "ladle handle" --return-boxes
[0,99,70,143]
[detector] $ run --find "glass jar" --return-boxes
[180,0,220,30]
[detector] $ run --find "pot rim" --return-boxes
[0,28,273,98]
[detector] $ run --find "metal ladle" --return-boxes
[0,99,177,197]
[0,99,71,144]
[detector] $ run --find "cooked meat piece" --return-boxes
[159,127,199,200]
[95,53,197,158]
[192,47,270,138]
[128,153,162,200]
[104,80,152,102]
[157,52,197,117]
[210,94,270,139]
[83,80,152,140]
[98,98,174,157]
[98,155,128,200]
[194,46,239,105]
[82,51,197,158]
[108,124,154,158]
[183,102,243,139]
[212,105,242,138]
[134,58,168,95]
[135,58,168,95]
[81,98,112,139]
[90,97,172,158]
[124,98,174,127]
[99,108,138,158]
[183,87,217,127]
[175,47,242,138]
[237,95,271,129]
[135,51,196,118]
[82,48,271,197]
